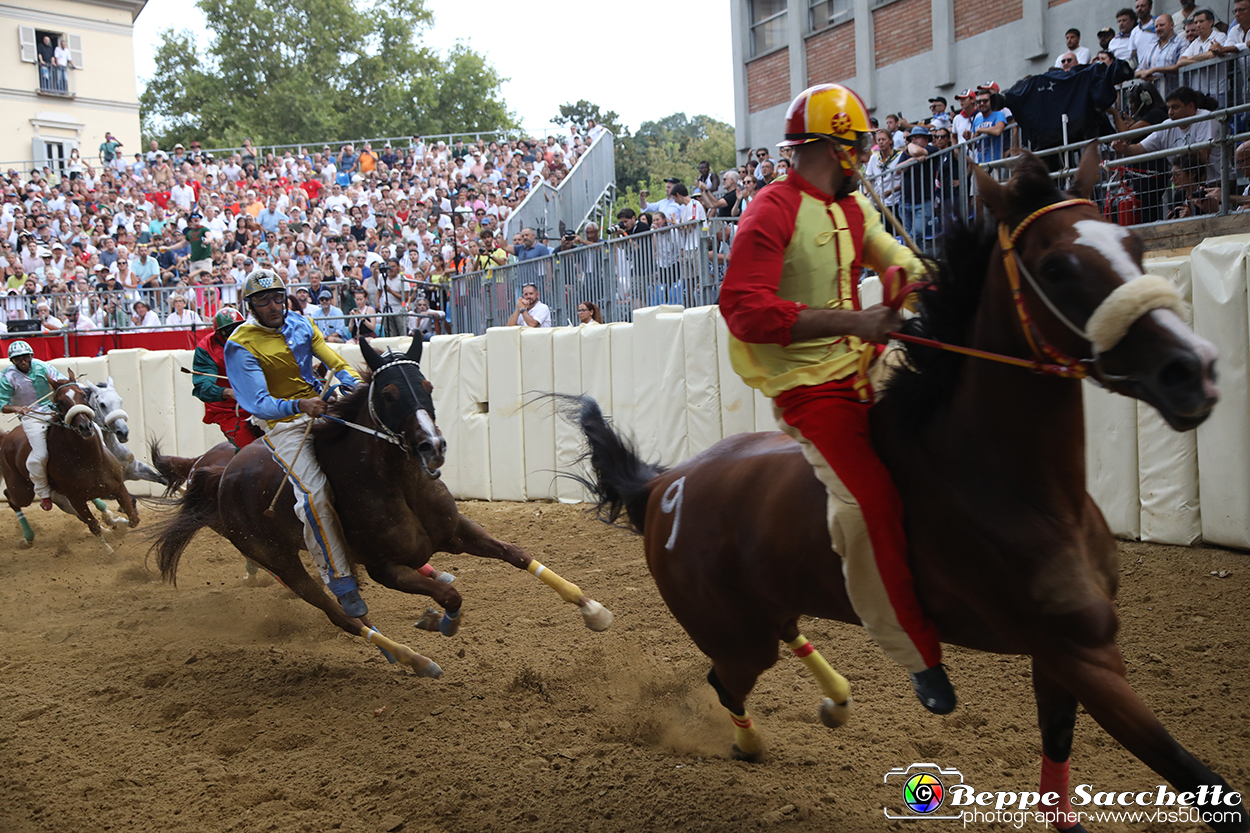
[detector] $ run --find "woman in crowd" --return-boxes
[165,293,202,329]
[350,287,376,341]
[577,301,603,325]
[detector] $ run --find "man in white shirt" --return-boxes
[1111,86,1221,181]
[1215,0,1248,53]
[1180,7,1227,58]
[1128,0,1158,59]
[1109,8,1138,60]
[323,183,350,213]
[131,300,160,329]
[169,174,196,212]
[506,283,551,328]
[1054,28,1094,66]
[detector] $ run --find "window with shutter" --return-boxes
[19,26,36,63]
[68,33,83,69]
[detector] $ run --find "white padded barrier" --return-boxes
[1137,257,1202,545]
[714,310,756,438]
[608,322,635,442]
[1191,234,1250,548]
[103,349,150,494]
[168,349,211,459]
[580,321,613,414]
[139,351,181,497]
[655,310,695,467]
[456,335,491,500]
[486,327,526,501]
[683,306,723,456]
[552,327,587,503]
[859,274,884,308]
[630,306,683,464]
[428,334,467,496]
[519,328,557,500]
[1084,381,1141,539]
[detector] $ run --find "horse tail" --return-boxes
[558,395,665,534]
[149,439,195,498]
[151,465,224,585]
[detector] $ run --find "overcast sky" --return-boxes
[132,0,736,134]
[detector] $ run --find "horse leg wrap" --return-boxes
[419,562,457,584]
[362,626,442,679]
[787,635,853,728]
[730,711,763,758]
[92,498,108,511]
[439,608,461,637]
[15,510,33,544]
[1039,755,1079,830]
[527,560,583,604]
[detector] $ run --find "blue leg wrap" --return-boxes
[439,608,461,636]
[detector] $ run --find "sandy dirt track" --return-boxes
[0,501,1246,833]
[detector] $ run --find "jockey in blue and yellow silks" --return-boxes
[223,269,367,616]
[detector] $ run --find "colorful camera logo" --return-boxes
[903,772,945,813]
[883,763,964,821]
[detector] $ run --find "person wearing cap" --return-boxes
[191,307,263,448]
[718,83,955,716]
[0,341,70,511]
[223,269,366,616]
[896,125,939,244]
[185,211,213,277]
[98,132,121,167]
[926,96,952,131]
[309,289,349,342]
[639,178,681,217]
[1098,25,1116,53]
[972,87,1009,163]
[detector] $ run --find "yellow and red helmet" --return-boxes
[779,84,872,155]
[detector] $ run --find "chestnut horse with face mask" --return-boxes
[568,149,1244,832]
[153,337,612,677]
[1,373,140,553]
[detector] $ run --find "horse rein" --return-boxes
[885,199,1107,381]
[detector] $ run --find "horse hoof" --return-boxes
[18,538,33,549]
[414,659,443,679]
[580,599,614,632]
[731,744,761,763]
[98,539,115,556]
[414,607,441,632]
[438,609,462,637]
[435,571,456,584]
[820,697,853,728]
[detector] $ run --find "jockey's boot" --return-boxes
[910,664,956,715]
[328,575,368,618]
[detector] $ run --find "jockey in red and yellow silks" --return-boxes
[719,83,956,715]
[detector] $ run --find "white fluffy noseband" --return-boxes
[1085,275,1185,355]
[104,408,128,425]
[64,404,95,423]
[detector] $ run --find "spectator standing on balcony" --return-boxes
[1109,10,1138,59]
[506,283,551,328]
[926,97,952,131]
[37,33,56,78]
[896,126,938,244]
[697,161,720,194]
[1179,8,1227,61]
[1054,28,1093,67]
[54,37,74,81]
[1129,0,1158,58]
[1136,14,1187,91]
[640,178,681,216]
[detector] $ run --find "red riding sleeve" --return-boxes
[718,183,803,346]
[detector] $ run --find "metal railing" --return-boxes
[1178,51,1250,112]
[37,64,74,98]
[199,132,512,163]
[506,131,617,240]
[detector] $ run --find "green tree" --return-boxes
[140,0,515,149]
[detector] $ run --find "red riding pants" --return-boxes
[774,378,941,672]
[205,410,264,449]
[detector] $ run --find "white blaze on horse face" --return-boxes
[1072,220,1142,285]
[660,476,687,551]
[416,409,437,439]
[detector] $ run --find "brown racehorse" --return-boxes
[152,336,613,677]
[0,373,140,553]
[566,150,1244,833]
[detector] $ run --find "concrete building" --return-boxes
[5,0,147,175]
[730,0,1133,156]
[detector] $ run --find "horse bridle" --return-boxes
[888,198,1183,382]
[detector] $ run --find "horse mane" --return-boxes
[880,154,1064,421]
[314,368,374,442]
